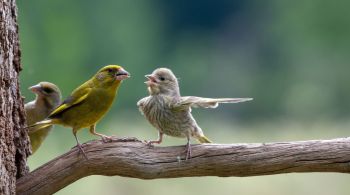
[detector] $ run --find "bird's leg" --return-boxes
[89,125,112,143]
[184,136,192,160]
[89,124,139,142]
[145,131,163,147]
[72,129,88,160]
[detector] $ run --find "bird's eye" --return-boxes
[42,87,53,94]
[107,68,113,73]
[159,76,165,81]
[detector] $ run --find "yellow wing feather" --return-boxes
[49,87,91,118]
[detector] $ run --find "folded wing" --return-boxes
[49,87,91,118]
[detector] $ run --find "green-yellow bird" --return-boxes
[25,82,62,154]
[29,65,130,158]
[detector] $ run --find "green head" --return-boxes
[94,65,130,87]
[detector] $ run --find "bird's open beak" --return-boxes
[115,68,130,81]
[145,75,157,85]
[29,84,42,94]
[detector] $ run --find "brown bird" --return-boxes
[25,82,62,154]
[137,68,253,160]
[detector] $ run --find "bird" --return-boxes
[25,82,62,154]
[137,68,253,160]
[28,65,130,159]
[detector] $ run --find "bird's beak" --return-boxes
[145,75,157,85]
[29,84,42,94]
[115,68,130,81]
[145,74,157,86]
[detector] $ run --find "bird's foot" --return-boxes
[144,141,154,147]
[183,143,192,160]
[144,140,161,147]
[75,143,88,160]
[100,135,113,143]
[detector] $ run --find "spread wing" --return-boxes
[174,96,253,109]
[48,85,91,118]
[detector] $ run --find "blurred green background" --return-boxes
[18,0,350,194]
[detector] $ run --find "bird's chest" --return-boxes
[141,96,190,137]
[83,89,115,121]
[88,90,115,110]
[142,96,174,130]
[25,102,51,125]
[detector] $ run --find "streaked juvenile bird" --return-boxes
[25,82,62,154]
[28,65,130,159]
[137,68,252,160]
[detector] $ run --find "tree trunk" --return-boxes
[0,0,29,194]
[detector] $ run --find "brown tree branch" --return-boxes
[16,137,350,194]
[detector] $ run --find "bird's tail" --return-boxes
[197,135,212,143]
[25,119,57,133]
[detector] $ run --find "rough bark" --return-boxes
[0,0,29,194]
[16,137,350,195]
